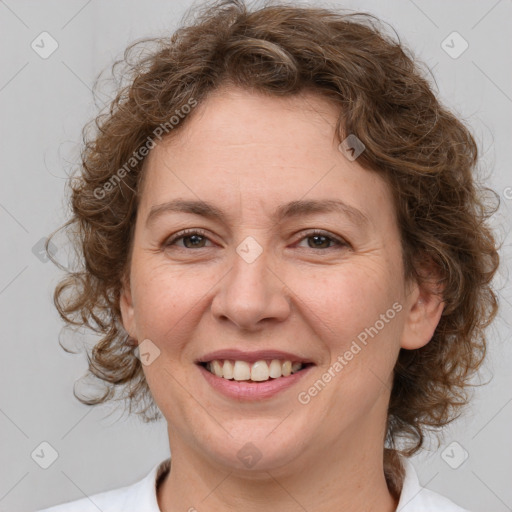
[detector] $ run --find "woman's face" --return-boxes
[120,86,441,473]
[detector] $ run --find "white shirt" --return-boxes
[37,457,470,511]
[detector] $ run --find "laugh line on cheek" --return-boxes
[297,301,402,405]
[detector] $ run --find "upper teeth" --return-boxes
[206,360,304,381]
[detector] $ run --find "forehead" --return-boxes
[153,86,341,160]
[138,87,395,229]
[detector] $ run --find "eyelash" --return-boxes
[164,228,349,251]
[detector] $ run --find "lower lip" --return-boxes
[197,364,313,400]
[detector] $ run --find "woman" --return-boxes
[38,0,500,510]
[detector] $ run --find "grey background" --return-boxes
[1,1,511,511]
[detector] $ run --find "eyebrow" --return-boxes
[145,198,370,228]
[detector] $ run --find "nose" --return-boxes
[210,243,291,331]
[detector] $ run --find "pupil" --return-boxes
[310,235,328,248]
[186,235,204,248]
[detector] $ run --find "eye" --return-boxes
[164,229,213,249]
[163,228,349,251]
[295,230,349,250]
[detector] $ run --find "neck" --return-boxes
[157,435,400,512]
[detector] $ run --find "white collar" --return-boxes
[396,457,469,511]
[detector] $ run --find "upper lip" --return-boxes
[196,349,315,364]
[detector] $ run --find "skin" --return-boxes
[120,85,444,512]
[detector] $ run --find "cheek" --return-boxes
[291,264,405,408]
[130,267,186,344]
[291,262,401,346]
[289,264,403,429]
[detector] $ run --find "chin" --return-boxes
[195,421,309,473]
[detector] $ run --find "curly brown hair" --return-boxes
[48,0,500,490]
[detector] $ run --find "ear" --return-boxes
[119,273,138,344]
[399,260,445,350]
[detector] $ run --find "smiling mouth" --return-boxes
[198,359,314,382]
